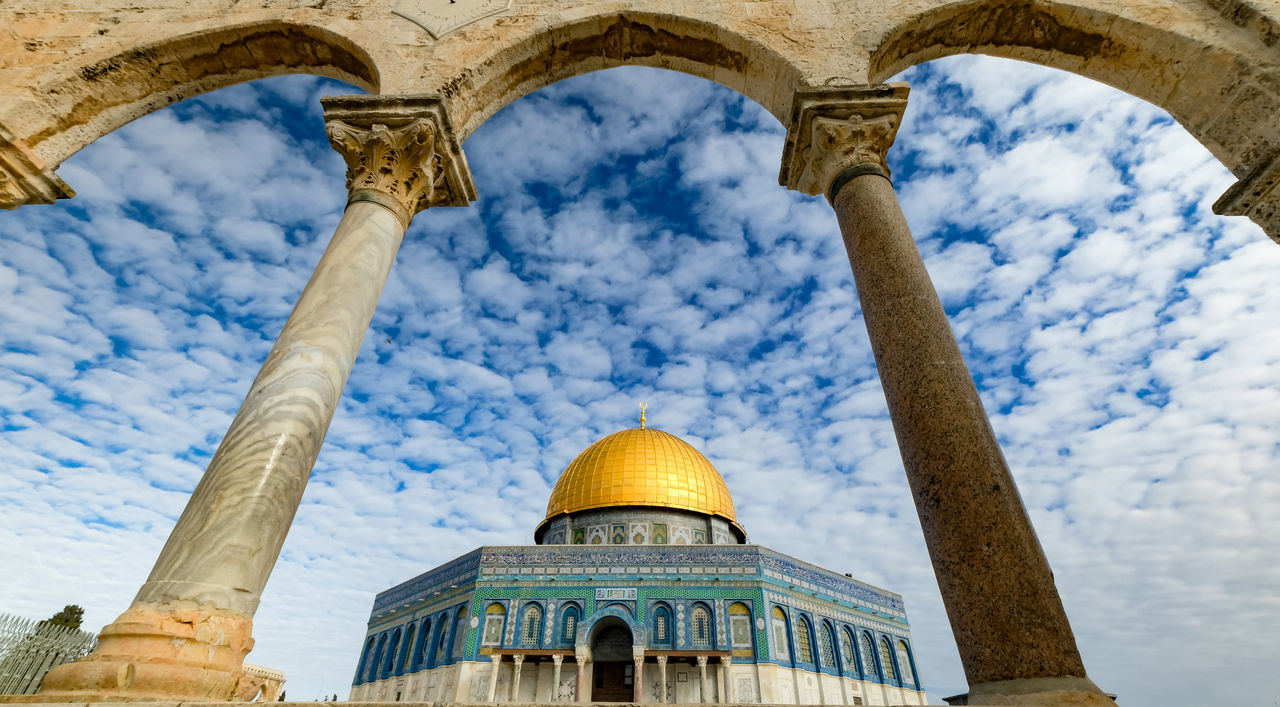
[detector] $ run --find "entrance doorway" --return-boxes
[592,661,633,702]
[589,619,635,702]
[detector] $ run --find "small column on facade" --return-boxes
[697,656,710,704]
[36,94,476,703]
[510,654,524,702]
[656,656,668,704]
[778,84,1113,707]
[552,654,564,703]
[575,648,590,704]
[718,657,729,704]
[488,654,503,703]
[633,650,645,704]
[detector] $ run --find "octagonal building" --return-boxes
[349,426,926,705]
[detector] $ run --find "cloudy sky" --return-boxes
[2,55,1279,706]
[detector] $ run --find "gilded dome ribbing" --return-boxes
[544,428,737,522]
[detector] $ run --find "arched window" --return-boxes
[482,603,506,647]
[691,605,711,647]
[879,637,897,682]
[818,623,836,668]
[839,628,858,677]
[521,604,543,645]
[400,624,416,672]
[794,616,813,663]
[859,632,879,681]
[561,605,580,644]
[369,634,387,682]
[896,640,916,688]
[357,637,375,683]
[451,607,468,658]
[770,607,790,661]
[415,618,432,667]
[728,602,753,655]
[383,628,401,678]
[652,605,673,646]
[436,611,452,662]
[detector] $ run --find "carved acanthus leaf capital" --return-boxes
[326,119,443,218]
[779,84,910,200]
[321,94,477,222]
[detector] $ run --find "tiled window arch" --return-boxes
[400,624,416,672]
[521,604,543,645]
[653,604,673,646]
[878,636,898,682]
[818,622,837,668]
[369,633,387,682]
[691,604,712,647]
[482,602,506,647]
[357,637,375,682]
[561,604,580,644]
[839,628,858,677]
[382,628,401,678]
[859,632,880,680]
[435,610,453,662]
[414,618,432,668]
[896,639,916,687]
[794,616,814,664]
[770,607,790,661]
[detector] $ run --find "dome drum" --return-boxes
[536,427,746,544]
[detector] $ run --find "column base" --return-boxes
[24,602,254,702]
[966,676,1116,706]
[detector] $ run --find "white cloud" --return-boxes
[0,61,1278,707]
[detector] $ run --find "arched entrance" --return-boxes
[587,616,636,703]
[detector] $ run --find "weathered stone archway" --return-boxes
[2,0,1279,705]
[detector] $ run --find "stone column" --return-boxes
[697,656,710,704]
[575,649,590,704]
[35,94,475,703]
[718,657,728,703]
[779,84,1112,706]
[656,656,668,704]
[510,655,524,702]
[488,654,503,703]
[551,654,564,703]
[633,652,645,704]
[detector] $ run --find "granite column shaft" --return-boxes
[780,84,1112,705]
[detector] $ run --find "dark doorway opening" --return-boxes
[589,620,635,702]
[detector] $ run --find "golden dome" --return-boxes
[543,428,739,525]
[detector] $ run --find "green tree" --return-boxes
[43,605,84,631]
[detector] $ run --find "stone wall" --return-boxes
[2,0,1280,236]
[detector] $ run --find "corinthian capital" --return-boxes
[779,84,910,201]
[321,94,477,222]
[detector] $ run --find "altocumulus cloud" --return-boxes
[1,56,1278,707]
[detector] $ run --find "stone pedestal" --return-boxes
[34,95,475,703]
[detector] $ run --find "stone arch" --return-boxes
[867,0,1280,175]
[18,20,380,168]
[437,11,802,141]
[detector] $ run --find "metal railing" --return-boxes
[0,613,98,695]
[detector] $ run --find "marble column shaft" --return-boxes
[510,655,524,701]
[633,655,645,703]
[552,654,564,703]
[575,657,588,703]
[36,95,474,704]
[780,84,1110,705]
[697,656,709,704]
[488,655,502,703]
[656,656,667,704]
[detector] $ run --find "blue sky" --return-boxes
[2,56,1279,706]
